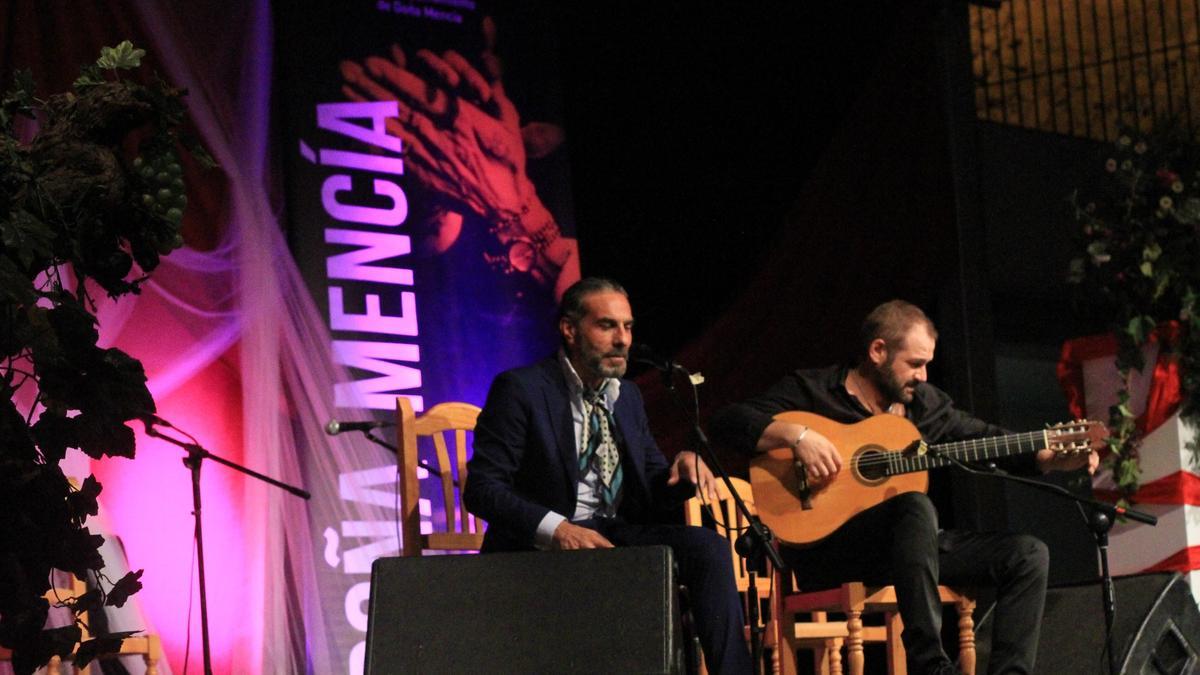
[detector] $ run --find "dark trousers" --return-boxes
[779,493,1049,675]
[583,518,754,675]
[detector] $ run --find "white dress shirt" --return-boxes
[533,350,624,549]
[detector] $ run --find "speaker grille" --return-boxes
[364,546,683,674]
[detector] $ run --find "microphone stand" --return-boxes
[937,453,1156,675]
[143,419,310,675]
[636,356,786,675]
[347,428,452,485]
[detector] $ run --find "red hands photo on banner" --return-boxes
[340,17,580,299]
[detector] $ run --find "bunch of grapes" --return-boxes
[132,147,186,255]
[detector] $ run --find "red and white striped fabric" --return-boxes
[1058,325,1200,601]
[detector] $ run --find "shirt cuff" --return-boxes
[535,511,567,550]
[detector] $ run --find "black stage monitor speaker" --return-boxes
[364,545,684,674]
[975,572,1200,674]
[1035,572,1200,675]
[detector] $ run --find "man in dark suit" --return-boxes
[465,277,752,674]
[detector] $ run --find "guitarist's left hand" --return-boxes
[669,451,719,502]
[1036,447,1100,475]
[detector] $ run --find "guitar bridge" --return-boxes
[792,460,814,510]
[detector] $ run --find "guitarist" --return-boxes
[709,300,1099,675]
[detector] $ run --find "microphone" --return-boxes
[325,419,396,436]
[629,343,681,372]
[138,412,173,428]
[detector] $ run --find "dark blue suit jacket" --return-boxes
[464,356,681,552]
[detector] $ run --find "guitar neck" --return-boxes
[890,430,1047,475]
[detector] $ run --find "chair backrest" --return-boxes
[684,476,759,593]
[396,396,484,556]
[0,571,90,672]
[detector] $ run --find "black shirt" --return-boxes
[709,364,1038,475]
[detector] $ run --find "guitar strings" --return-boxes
[845,430,1053,469]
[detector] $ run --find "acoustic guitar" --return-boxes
[748,411,1105,546]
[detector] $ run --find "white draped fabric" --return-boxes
[59,3,399,672]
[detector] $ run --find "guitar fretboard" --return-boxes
[882,430,1048,476]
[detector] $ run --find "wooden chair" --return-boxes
[774,575,975,675]
[105,633,163,675]
[0,571,162,674]
[396,396,484,556]
[685,477,849,675]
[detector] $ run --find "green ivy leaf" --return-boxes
[1143,241,1162,261]
[74,631,139,669]
[1116,457,1141,486]
[1067,257,1085,283]
[37,624,83,662]
[0,255,38,306]
[1,209,56,273]
[74,413,135,460]
[105,569,143,608]
[54,527,105,579]
[1126,315,1151,344]
[1153,272,1171,302]
[32,410,79,464]
[96,41,145,71]
[1,68,36,132]
[10,68,34,99]
[66,474,103,521]
[1186,437,1200,473]
[72,63,105,90]
[0,395,37,461]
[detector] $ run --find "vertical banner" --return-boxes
[275,2,577,671]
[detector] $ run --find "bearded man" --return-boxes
[710,300,1097,675]
[466,277,752,674]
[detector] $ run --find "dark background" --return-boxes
[544,1,1109,585]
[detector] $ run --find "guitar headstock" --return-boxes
[1046,419,1108,455]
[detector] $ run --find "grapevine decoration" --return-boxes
[0,41,212,674]
[1068,123,1200,504]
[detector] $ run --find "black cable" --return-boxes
[183,532,197,675]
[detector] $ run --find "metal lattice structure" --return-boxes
[971,0,1200,140]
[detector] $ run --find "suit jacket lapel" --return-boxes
[540,359,580,491]
[611,386,647,491]
[538,358,648,508]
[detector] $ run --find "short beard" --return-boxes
[873,359,913,404]
[585,350,627,380]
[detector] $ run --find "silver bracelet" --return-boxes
[791,426,810,448]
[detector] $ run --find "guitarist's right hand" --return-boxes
[760,420,843,480]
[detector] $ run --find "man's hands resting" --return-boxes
[549,451,719,550]
[551,521,613,550]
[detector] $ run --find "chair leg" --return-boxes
[813,642,830,675]
[829,637,844,675]
[956,599,976,675]
[884,611,907,675]
[770,630,781,675]
[776,598,798,675]
[148,633,162,675]
[845,609,864,675]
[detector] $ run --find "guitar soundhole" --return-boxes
[853,446,890,484]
